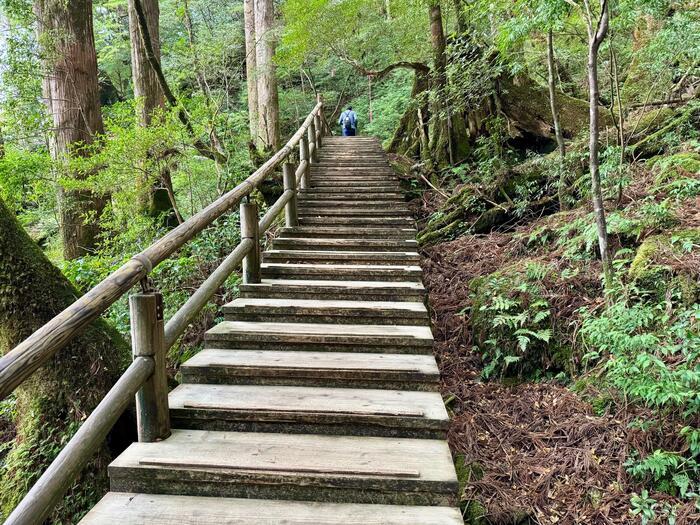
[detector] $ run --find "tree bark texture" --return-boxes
[0,196,130,521]
[34,0,106,260]
[128,0,164,126]
[547,29,567,209]
[128,0,178,223]
[585,0,613,284]
[428,2,452,167]
[254,0,280,151]
[244,0,259,142]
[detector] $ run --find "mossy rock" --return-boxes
[651,151,700,186]
[631,104,700,158]
[629,229,700,302]
[629,229,700,280]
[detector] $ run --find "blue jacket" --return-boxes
[338,110,358,130]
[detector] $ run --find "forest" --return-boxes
[0,0,698,523]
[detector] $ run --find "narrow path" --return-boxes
[81,137,460,523]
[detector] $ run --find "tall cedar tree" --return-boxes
[255,0,280,151]
[34,0,106,260]
[244,0,259,143]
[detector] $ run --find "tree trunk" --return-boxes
[128,0,163,126]
[128,0,178,224]
[244,0,259,142]
[34,0,106,260]
[452,0,467,35]
[0,196,130,521]
[547,29,567,210]
[586,0,613,285]
[254,0,280,151]
[428,2,452,167]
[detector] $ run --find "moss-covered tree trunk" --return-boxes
[0,197,130,522]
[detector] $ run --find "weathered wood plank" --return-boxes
[80,493,464,524]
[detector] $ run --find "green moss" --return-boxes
[631,104,700,157]
[630,230,700,279]
[0,197,130,521]
[629,236,665,282]
[629,230,700,300]
[463,499,489,524]
[651,152,700,184]
[454,455,488,524]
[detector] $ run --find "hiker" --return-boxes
[338,106,358,136]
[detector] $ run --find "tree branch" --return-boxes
[331,45,429,80]
[132,0,226,163]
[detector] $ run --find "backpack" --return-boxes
[343,112,353,130]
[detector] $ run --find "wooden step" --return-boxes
[262,250,420,265]
[204,321,433,353]
[298,208,412,217]
[239,279,426,302]
[298,192,405,201]
[308,185,398,192]
[272,237,418,252]
[81,493,464,524]
[311,167,395,173]
[299,184,403,193]
[223,297,428,325]
[298,199,406,207]
[260,262,423,282]
[316,163,392,169]
[108,429,458,505]
[310,182,398,190]
[168,384,448,438]
[279,226,417,239]
[299,217,415,227]
[180,349,440,390]
[310,169,395,175]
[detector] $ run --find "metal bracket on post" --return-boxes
[130,292,170,443]
[240,200,261,284]
[300,135,310,189]
[283,163,299,228]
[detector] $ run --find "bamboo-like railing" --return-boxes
[3,98,329,525]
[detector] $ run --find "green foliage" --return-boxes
[626,450,699,500]
[343,70,413,143]
[470,261,562,379]
[279,0,429,71]
[0,145,52,221]
[580,301,700,413]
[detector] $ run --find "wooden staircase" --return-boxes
[81,137,461,524]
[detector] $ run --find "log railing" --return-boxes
[3,98,329,525]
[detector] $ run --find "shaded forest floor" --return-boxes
[411,194,700,524]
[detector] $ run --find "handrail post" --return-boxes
[283,163,299,227]
[308,119,318,164]
[130,292,170,443]
[314,113,323,149]
[241,201,261,283]
[300,135,310,189]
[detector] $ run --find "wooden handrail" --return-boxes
[0,101,323,400]
[3,97,327,525]
[5,357,155,525]
[163,238,254,349]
